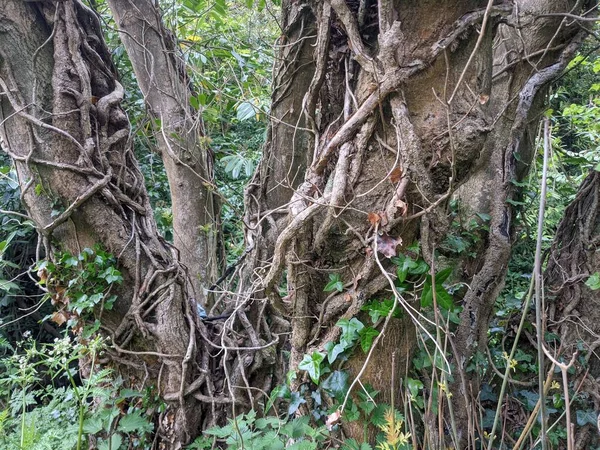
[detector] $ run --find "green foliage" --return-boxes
[189,411,328,449]
[0,335,156,450]
[36,246,122,336]
[323,273,344,293]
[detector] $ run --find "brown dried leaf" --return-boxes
[326,409,342,430]
[377,233,402,258]
[395,199,408,216]
[389,166,403,184]
[51,310,68,326]
[479,94,489,104]
[368,212,381,226]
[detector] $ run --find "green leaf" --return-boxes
[576,409,597,426]
[236,101,256,121]
[321,370,349,401]
[99,433,123,450]
[190,95,200,110]
[326,342,346,364]
[421,280,433,308]
[118,410,153,434]
[324,273,344,292]
[341,439,373,450]
[343,401,360,422]
[83,415,104,435]
[434,267,453,284]
[434,285,455,310]
[336,318,364,346]
[0,279,19,292]
[298,352,325,384]
[287,391,306,415]
[361,299,399,323]
[585,272,600,290]
[406,377,423,399]
[358,327,379,353]
[281,416,311,438]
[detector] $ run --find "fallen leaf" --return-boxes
[389,166,403,183]
[377,233,402,258]
[479,94,489,104]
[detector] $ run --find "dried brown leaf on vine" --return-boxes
[389,166,403,183]
[377,233,402,258]
[368,212,381,226]
[326,409,342,430]
[51,310,68,326]
[395,199,408,216]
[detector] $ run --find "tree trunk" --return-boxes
[0,1,212,446]
[106,0,219,306]
[242,0,595,446]
[546,170,600,449]
[1,0,598,448]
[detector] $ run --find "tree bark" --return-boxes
[242,0,596,446]
[1,0,598,448]
[0,1,209,446]
[546,170,600,449]
[106,0,219,306]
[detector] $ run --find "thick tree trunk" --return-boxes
[106,0,219,306]
[545,171,600,449]
[242,0,596,446]
[0,1,214,446]
[2,0,598,448]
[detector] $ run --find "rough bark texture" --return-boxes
[0,1,213,447]
[546,171,600,449]
[1,0,598,448]
[241,0,596,446]
[106,0,219,306]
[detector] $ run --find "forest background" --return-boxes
[1,1,600,449]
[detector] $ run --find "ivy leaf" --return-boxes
[585,272,600,290]
[298,352,325,384]
[321,370,349,401]
[358,327,380,353]
[324,273,343,292]
[337,318,364,346]
[287,391,306,415]
[325,342,346,364]
[576,409,597,426]
[361,299,398,323]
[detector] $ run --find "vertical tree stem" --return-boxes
[535,116,551,449]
